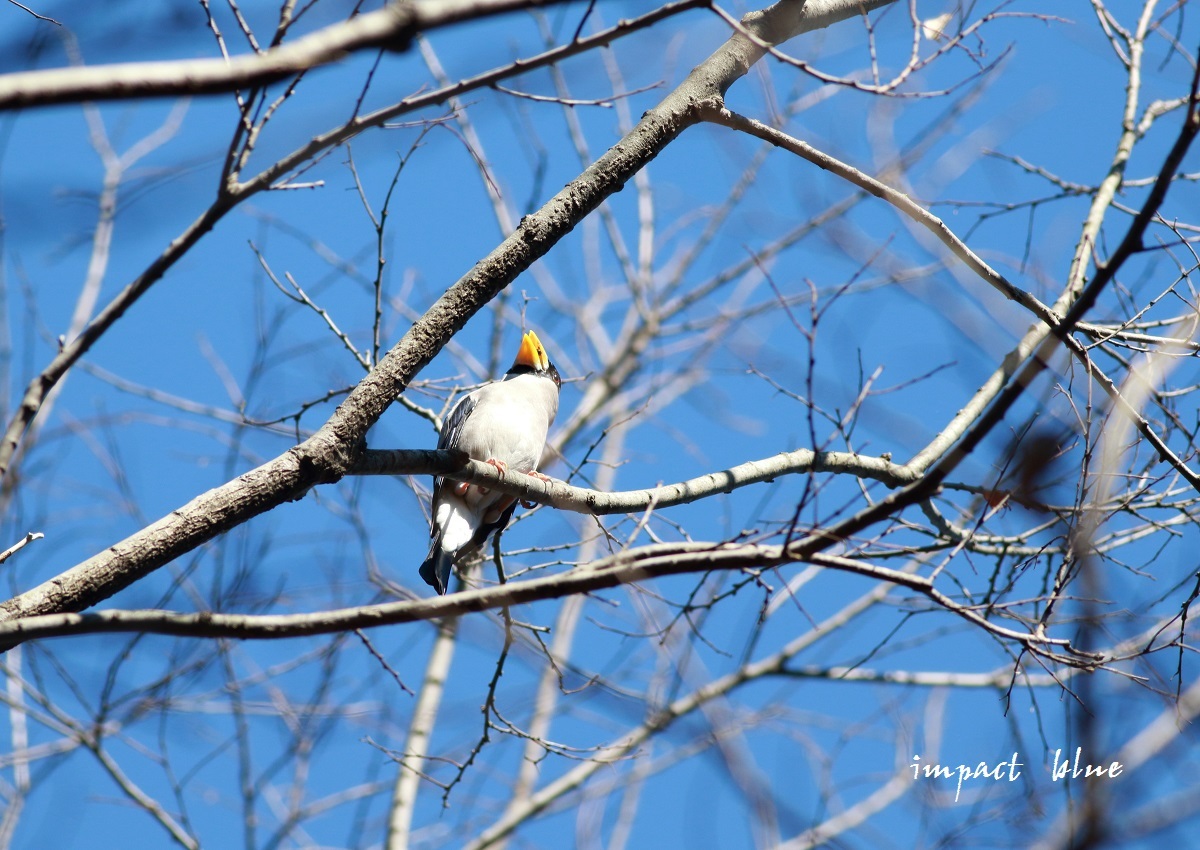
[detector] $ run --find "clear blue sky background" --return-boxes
[0,1,1197,848]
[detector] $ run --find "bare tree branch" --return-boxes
[0,0,902,621]
[0,0,598,110]
[352,445,915,511]
[0,543,1105,670]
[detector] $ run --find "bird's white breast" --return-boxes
[456,373,558,473]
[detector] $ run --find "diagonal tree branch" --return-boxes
[0,2,710,484]
[776,61,1200,566]
[0,0,899,622]
[709,103,1200,493]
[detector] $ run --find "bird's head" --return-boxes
[509,330,561,388]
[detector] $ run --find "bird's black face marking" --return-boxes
[507,361,561,388]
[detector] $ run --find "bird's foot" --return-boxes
[520,470,552,508]
[478,458,508,494]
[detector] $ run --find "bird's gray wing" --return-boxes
[422,392,485,595]
[438,394,478,451]
[430,393,479,518]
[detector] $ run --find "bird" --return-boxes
[419,329,561,595]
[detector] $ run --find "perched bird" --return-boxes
[419,330,561,595]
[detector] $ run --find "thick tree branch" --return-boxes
[0,0,898,621]
[0,2,711,483]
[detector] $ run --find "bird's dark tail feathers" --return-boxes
[419,541,454,595]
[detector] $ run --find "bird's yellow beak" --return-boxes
[513,330,550,371]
